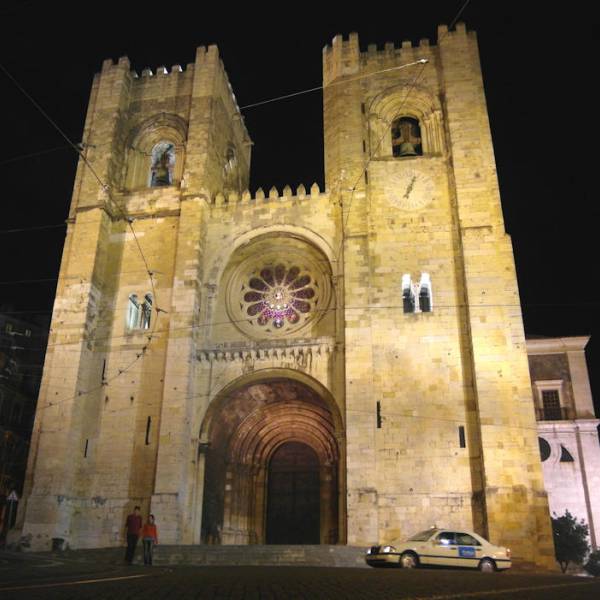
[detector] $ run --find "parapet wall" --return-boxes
[115,182,329,219]
[323,23,476,84]
[97,45,245,134]
[210,182,327,207]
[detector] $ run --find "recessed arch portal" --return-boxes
[200,375,343,545]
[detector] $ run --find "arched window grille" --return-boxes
[127,294,140,329]
[402,273,433,314]
[418,273,432,313]
[141,294,153,329]
[402,274,416,313]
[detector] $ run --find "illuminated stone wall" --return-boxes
[19,24,558,567]
[323,24,554,567]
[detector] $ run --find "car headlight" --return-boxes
[382,546,396,553]
[366,548,372,554]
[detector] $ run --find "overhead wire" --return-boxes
[239,59,429,110]
[0,144,73,167]
[0,223,66,234]
[0,59,162,409]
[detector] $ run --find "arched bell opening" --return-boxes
[391,116,423,157]
[200,378,341,545]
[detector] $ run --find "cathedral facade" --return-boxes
[20,24,558,567]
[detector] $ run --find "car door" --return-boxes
[429,531,459,566]
[454,532,483,568]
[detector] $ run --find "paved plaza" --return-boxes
[1,551,599,599]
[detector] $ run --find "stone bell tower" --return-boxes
[19,46,251,550]
[322,25,555,567]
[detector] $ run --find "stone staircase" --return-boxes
[62,545,369,568]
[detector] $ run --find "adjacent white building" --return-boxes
[528,336,600,548]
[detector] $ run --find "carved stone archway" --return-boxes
[200,377,341,545]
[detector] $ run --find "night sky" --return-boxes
[1,2,598,414]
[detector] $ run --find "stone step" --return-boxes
[58,545,369,568]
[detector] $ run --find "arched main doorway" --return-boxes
[266,442,320,544]
[200,377,341,545]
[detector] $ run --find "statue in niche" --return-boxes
[150,143,174,187]
[223,146,238,192]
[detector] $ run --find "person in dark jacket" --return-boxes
[124,506,142,564]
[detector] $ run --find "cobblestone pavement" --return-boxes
[1,552,599,599]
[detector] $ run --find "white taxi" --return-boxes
[365,527,511,572]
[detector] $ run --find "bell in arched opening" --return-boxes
[391,117,423,157]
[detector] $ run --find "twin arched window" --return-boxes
[127,293,153,330]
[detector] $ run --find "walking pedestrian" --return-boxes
[141,514,158,565]
[124,505,142,564]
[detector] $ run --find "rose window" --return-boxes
[242,264,317,330]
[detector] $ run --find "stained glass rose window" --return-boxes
[226,240,332,339]
[242,264,317,329]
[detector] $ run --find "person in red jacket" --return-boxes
[124,506,142,564]
[141,514,158,565]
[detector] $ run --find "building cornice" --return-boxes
[526,335,590,355]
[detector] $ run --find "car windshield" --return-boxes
[407,529,436,542]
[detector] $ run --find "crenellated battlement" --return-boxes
[136,63,187,78]
[97,45,243,118]
[211,183,326,207]
[323,23,474,84]
[360,37,434,65]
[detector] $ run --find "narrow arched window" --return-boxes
[391,117,423,157]
[149,142,175,187]
[418,273,432,313]
[141,293,153,329]
[223,145,238,192]
[402,274,415,313]
[127,294,140,329]
[224,146,236,174]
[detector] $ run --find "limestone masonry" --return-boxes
[18,23,599,568]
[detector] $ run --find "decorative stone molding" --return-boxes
[197,340,333,363]
[211,183,327,207]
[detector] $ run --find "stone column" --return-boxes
[566,340,595,417]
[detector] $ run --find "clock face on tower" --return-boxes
[386,167,436,211]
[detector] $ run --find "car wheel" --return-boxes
[479,558,496,573]
[400,552,419,569]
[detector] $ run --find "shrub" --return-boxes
[585,550,600,577]
[551,510,590,573]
